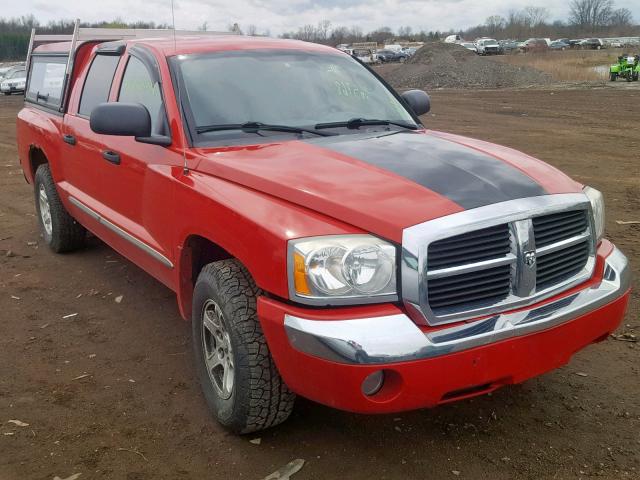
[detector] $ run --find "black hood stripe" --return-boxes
[310,131,547,210]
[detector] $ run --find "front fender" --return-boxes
[173,171,361,318]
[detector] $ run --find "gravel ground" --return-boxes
[377,42,553,89]
[1,86,639,479]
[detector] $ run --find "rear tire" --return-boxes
[610,72,617,81]
[34,164,86,253]
[192,259,295,434]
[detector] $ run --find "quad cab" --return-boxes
[16,22,631,433]
[610,54,640,82]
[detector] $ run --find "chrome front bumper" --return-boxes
[284,247,630,365]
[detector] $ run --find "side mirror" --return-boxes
[90,102,151,138]
[401,89,430,116]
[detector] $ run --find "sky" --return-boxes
[5,0,640,35]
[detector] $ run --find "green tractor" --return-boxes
[610,54,640,82]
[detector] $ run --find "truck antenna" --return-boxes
[171,0,189,175]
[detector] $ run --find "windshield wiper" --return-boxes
[315,118,419,131]
[196,121,334,137]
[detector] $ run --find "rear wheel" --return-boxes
[192,259,295,433]
[34,164,86,253]
[610,72,617,81]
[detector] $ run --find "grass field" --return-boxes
[492,48,630,81]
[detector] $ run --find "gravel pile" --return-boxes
[378,42,553,89]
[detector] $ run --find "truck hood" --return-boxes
[193,130,581,243]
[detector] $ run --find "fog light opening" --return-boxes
[361,370,385,397]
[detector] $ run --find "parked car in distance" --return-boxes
[0,63,26,81]
[580,38,604,50]
[18,28,630,434]
[1,67,26,95]
[460,42,478,53]
[0,66,12,79]
[568,39,583,49]
[352,48,377,64]
[444,34,463,43]
[549,40,570,51]
[475,38,500,55]
[377,49,408,62]
[609,40,623,48]
[520,38,549,53]
[498,39,519,53]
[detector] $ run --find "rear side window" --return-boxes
[78,54,120,116]
[26,56,66,108]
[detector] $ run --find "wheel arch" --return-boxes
[177,234,236,320]
[28,145,50,183]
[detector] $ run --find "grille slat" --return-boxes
[534,216,586,232]
[427,224,511,270]
[533,210,588,247]
[430,280,511,302]
[429,229,508,251]
[429,276,511,296]
[428,267,512,289]
[533,210,584,225]
[537,243,589,268]
[538,253,588,279]
[536,239,590,289]
[535,223,587,242]
[430,288,510,309]
[427,263,511,312]
[429,239,511,257]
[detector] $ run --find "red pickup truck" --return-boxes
[17,27,630,434]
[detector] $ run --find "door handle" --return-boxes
[62,134,76,146]
[102,150,121,165]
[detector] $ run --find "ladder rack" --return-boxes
[25,19,239,113]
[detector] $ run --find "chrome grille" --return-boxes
[427,225,512,312]
[402,195,596,326]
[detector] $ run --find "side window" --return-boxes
[78,54,120,117]
[26,56,66,108]
[118,56,165,135]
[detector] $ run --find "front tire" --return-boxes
[34,164,86,253]
[192,259,295,434]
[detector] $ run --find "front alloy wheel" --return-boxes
[202,299,234,399]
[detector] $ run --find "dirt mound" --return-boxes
[378,42,553,89]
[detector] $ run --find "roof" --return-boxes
[33,35,341,57]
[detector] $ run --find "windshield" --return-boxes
[173,50,416,142]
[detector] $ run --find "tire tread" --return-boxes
[196,259,295,433]
[34,164,85,253]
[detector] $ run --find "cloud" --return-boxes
[3,0,639,35]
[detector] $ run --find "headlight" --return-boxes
[288,235,397,305]
[584,186,605,242]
